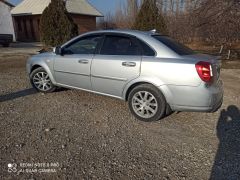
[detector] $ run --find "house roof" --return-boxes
[0,0,15,7]
[11,0,103,17]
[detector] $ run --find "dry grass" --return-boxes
[185,42,240,69]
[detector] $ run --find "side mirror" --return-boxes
[54,46,63,56]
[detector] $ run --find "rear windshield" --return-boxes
[152,35,195,55]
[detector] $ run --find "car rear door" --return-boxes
[91,34,142,97]
[53,35,103,90]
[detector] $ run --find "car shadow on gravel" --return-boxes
[0,88,37,102]
[210,105,240,180]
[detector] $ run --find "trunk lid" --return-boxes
[183,54,222,84]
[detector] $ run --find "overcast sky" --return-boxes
[8,0,125,16]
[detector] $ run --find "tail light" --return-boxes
[195,61,213,82]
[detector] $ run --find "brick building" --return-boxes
[11,0,103,42]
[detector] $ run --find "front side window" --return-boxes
[63,35,102,55]
[153,35,195,55]
[100,35,141,56]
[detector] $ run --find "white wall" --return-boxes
[0,1,16,41]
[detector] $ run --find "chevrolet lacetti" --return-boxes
[27,30,223,121]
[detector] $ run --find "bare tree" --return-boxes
[156,0,240,44]
[98,0,240,45]
[97,12,117,30]
[193,0,240,44]
[113,0,139,28]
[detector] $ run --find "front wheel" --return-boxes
[30,67,56,93]
[128,84,166,122]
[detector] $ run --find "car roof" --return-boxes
[83,29,161,37]
[62,29,180,59]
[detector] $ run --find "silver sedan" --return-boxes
[27,30,223,121]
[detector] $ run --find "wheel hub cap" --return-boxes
[33,72,52,91]
[132,91,158,118]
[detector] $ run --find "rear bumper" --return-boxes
[165,80,224,112]
[170,92,223,112]
[209,95,223,112]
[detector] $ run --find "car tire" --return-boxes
[30,67,56,93]
[128,84,166,122]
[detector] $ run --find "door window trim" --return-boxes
[97,33,142,56]
[96,32,156,57]
[62,34,104,55]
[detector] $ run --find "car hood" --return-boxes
[33,52,55,58]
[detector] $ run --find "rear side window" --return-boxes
[100,35,141,56]
[137,39,156,56]
[153,35,195,55]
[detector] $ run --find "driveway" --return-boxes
[0,46,239,179]
[0,42,42,56]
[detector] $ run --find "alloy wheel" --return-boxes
[32,72,52,91]
[132,91,158,118]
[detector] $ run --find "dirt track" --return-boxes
[0,47,240,179]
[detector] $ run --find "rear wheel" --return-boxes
[128,84,166,121]
[30,67,56,93]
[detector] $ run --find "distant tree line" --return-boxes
[97,0,240,45]
[39,0,240,46]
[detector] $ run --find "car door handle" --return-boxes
[122,62,136,67]
[78,59,89,64]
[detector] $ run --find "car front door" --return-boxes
[54,35,102,90]
[91,34,142,98]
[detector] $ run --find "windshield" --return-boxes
[153,35,195,55]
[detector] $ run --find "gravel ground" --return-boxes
[0,46,240,180]
[0,42,42,56]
